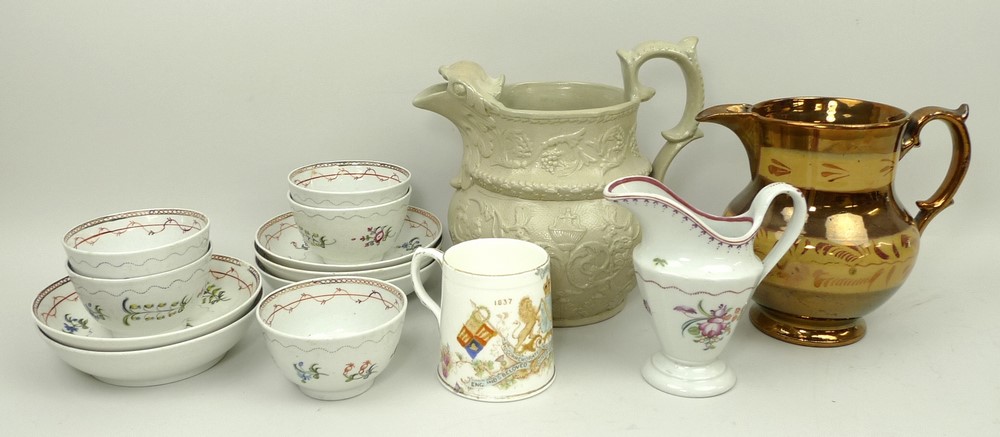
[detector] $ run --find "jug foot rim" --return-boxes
[749,304,867,348]
[641,353,735,398]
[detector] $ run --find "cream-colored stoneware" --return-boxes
[34,254,261,352]
[255,206,442,272]
[38,294,258,387]
[62,208,210,279]
[288,160,411,208]
[288,190,411,264]
[413,38,705,326]
[257,277,407,400]
[605,176,807,397]
[66,249,212,337]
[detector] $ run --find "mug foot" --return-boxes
[641,352,735,398]
[749,304,866,347]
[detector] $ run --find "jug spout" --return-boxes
[696,104,761,174]
[413,60,504,122]
[604,176,754,246]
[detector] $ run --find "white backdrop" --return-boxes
[2,1,997,435]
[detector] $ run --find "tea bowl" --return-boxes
[288,188,411,264]
[66,249,212,337]
[63,208,210,279]
[255,206,442,272]
[256,276,407,400]
[37,293,259,387]
[288,160,411,208]
[34,254,261,352]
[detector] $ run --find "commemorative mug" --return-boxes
[410,238,555,402]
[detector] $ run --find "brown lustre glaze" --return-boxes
[697,97,971,346]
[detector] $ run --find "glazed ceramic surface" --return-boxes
[411,238,555,402]
[288,189,411,264]
[253,242,434,282]
[66,249,212,337]
[34,254,261,352]
[696,97,972,347]
[414,38,705,326]
[605,176,806,397]
[257,257,436,296]
[288,160,411,208]
[38,294,258,387]
[62,208,210,278]
[257,277,407,401]
[255,206,441,272]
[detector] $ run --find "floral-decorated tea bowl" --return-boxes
[66,249,212,337]
[288,160,411,208]
[255,206,442,272]
[256,255,437,295]
[37,293,259,387]
[256,276,407,400]
[34,254,261,352]
[287,189,411,264]
[62,208,210,279]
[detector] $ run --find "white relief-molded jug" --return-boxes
[413,38,705,326]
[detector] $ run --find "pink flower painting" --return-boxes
[673,301,741,350]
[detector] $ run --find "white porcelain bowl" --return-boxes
[62,208,210,279]
[256,257,436,296]
[288,189,411,264]
[257,277,407,400]
[255,206,442,272]
[253,241,436,282]
[288,160,411,208]
[38,294,258,387]
[66,249,212,337]
[34,254,261,352]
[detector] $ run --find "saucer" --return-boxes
[253,238,438,282]
[33,254,262,352]
[37,295,258,387]
[255,206,442,272]
[257,257,437,295]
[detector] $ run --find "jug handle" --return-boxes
[617,37,705,181]
[737,182,808,287]
[411,247,444,323]
[899,104,972,233]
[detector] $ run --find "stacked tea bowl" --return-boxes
[32,208,263,386]
[254,161,442,294]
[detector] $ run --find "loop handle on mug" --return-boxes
[410,246,445,323]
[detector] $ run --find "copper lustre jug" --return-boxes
[413,38,705,326]
[696,97,971,347]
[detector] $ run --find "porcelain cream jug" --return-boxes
[604,176,807,397]
[695,97,971,347]
[413,38,705,326]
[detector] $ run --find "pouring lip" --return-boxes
[748,96,910,129]
[605,176,757,245]
[606,176,752,223]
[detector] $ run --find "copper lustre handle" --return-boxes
[900,104,972,233]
